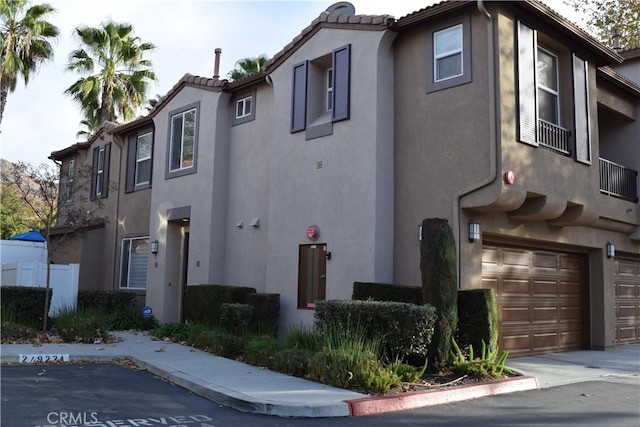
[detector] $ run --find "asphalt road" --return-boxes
[1,363,638,427]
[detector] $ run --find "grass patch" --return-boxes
[52,307,111,343]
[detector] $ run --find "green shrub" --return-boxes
[1,322,38,342]
[77,291,136,312]
[388,359,428,383]
[457,288,498,355]
[314,300,437,360]
[1,304,16,323]
[247,293,280,335]
[420,218,458,372]
[152,322,193,342]
[450,339,514,378]
[271,349,312,377]
[104,312,159,331]
[285,325,323,352]
[53,308,111,343]
[242,335,280,368]
[219,303,253,335]
[184,284,256,325]
[1,286,52,328]
[193,330,246,359]
[352,282,423,305]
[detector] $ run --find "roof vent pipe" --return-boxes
[213,48,222,79]
[611,28,621,51]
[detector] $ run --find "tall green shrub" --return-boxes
[183,284,256,325]
[420,218,458,371]
[352,282,423,304]
[1,287,52,328]
[457,288,498,354]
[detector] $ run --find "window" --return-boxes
[326,68,333,112]
[135,132,152,186]
[120,236,149,289]
[169,108,196,172]
[91,144,110,199]
[236,96,252,119]
[537,47,559,124]
[291,44,351,138]
[517,21,590,162]
[426,15,471,93]
[65,158,75,203]
[434,24,463,81]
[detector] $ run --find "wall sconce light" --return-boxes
[151,240,159,257]
[606,242,615,258]
[468,221,481,242]
[419,224,423,241]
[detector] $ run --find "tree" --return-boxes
[1,161,109,331]
[227,54,268,81]
[0,0,59,127]
[564,0,640,48]
[420,218,458,372]
[65,20,157,135]
[0,183,39,238]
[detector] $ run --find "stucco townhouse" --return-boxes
[51,0,639,356]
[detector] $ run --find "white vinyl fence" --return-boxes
[1,261,79,316]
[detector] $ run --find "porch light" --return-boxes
[468,221,481,242]
[606,242,615,258]
[151,240,159,256]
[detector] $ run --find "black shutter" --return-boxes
[91,147,99,199]
[291,60,308,133]
[517,21,538,146]
[573,54,591,164]
[102,143,111,198]
[126,134,137,192]
[332,44,351,122]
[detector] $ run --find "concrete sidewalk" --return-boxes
[1,332,638,417]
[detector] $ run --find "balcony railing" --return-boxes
[600,158,639,203]
[538,119,571,155]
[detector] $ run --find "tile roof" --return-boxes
[49,121,117,160]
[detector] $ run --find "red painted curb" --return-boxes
[345,376,539,416]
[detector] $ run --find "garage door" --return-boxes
[614,258,640,343]
[482,245,586,356]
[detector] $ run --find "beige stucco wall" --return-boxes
[265,27,396,329]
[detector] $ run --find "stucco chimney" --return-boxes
[213,48,222,79]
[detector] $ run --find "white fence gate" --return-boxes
[1,261,79,316]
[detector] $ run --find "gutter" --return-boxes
[453,0,500,285]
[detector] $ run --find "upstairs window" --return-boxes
[166,102,199,179]
[91,144,110,199]
[537,47,559,124]
[135,132,152,186]
[426,15,471,93]
[434,24,463,81]
[291,44,351,138]
[236,96,252,119]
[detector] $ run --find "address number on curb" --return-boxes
[18,354,70,363]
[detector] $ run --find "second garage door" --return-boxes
[482,245,587,356]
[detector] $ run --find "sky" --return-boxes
[0,0,580,167]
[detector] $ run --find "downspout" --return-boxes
[111,133,124,291]
[453,0,499,285]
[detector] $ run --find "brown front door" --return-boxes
[482,245,587,356]
[298,244,327,309]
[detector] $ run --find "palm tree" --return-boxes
[227,54,269,81]
[0,0,59,127]
[65,20,157,135]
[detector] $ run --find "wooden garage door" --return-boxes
[614,258,640,343]
[482,245,586,356]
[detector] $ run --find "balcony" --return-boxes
[600,158,639,203]
[538,119,571,155]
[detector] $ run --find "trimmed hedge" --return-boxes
[457,288,499,354]
[1,286,52,327]
[220,303,254,335]
[184,284,256,325]
[247,293,280,335]
[352,282,423,305]
[314,300,437,360]
[77,291,136,312]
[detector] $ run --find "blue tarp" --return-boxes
[10,230,46,242]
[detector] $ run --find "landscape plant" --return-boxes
[450,338,514,378]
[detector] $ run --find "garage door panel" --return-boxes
[614,258,640,344]
[483,245,586,356]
